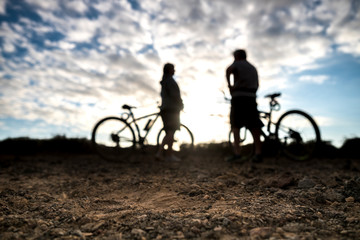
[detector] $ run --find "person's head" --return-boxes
[233,49,247,60]
[163,63,175,75]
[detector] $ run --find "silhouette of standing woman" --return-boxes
[156,63,184,161]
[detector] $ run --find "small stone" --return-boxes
[346,217,358,222]
[81,221,105,232]
[191,219,202,226]
[267,173,295,189]
[190,226,201,234]
[283,232,298,239]
[222,217,231,226]
[50,228,66,236]
[315,194,326,204]
[73,229,86,240]
[345,196,355,202]
[189,189,204,197]
[250,227,273,238]
[175,231,185,239]
[214,226,222,231]
[106,233,122,240]
[324,189,344,202]
[203,194,210,200]
[298,177,316,189]
[131,228,145,235]
[137,214,147,220]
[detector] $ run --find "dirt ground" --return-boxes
[1,148,360,240]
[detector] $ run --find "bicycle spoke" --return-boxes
[92,117,135,161]
[276,110,320,161]
[157,124,194,154]
[116,125,129,135]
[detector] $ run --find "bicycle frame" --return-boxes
[122,109,161,146]
[239,97,280,142]
[260,95,282,137]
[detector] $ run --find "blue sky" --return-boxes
[0,0,359,147]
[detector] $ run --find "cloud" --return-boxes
[0,0,359,140]
[299,75,329,84]
[303,0,360,56]
[0,1,6,14]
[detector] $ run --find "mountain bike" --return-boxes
[91,104,194,161]
[228,93,321,161]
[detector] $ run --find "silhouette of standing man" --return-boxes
[156,63,184,161]
[226,49,263,163]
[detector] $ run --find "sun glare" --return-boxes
[181,81,230,144]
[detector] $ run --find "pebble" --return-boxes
[72,229,86,240]
[203,194,210,200]
[81,221,105,232]
[50,228,66,236]
[346,217,358,223]
[214,226,222,231]
[222,217,231,226]
[175,231,185,239]
[131,228,145,235]
[324,189,344,202]
[191,219,202,227]
[298,177,316,189]
[249,227,273,238]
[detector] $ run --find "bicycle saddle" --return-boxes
[122,104,136,110]
[265,93,281,99]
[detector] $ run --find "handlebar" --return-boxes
[265,92,281,100]
[122,104,136,110]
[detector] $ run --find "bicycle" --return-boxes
[228,93,321,161]
[91,104,194,161]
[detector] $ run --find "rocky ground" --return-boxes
[0,146,360,239]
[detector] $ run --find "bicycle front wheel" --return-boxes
[275,110,321,161]
[157,124,194,154]
[92,117,136,161]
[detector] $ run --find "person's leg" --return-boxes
[230,99,241,156]
[249,127,263,163]
[161,130,181,161]
[248,97,263,162]
[232,127,241,155]
[250,127,262,155]
[226,127,245,162]
[166,111,181,161]
[156,130,174,158]
[164,130,175,156]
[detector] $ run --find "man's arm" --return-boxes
[226,65,233,92]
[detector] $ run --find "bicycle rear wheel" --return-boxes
[157,124,194,155]
[275,110,321,161]
[228,128,254,159]
[92,117,136,161]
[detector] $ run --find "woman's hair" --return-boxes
[163,63,174,74]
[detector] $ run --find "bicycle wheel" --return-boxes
[157,124,194,154]
[275,110,321,161]
[228,128,254,159]
[92,117,136,161]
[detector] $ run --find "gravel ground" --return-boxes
[0,148,360,239]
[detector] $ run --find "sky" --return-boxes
[0,0,359,147]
